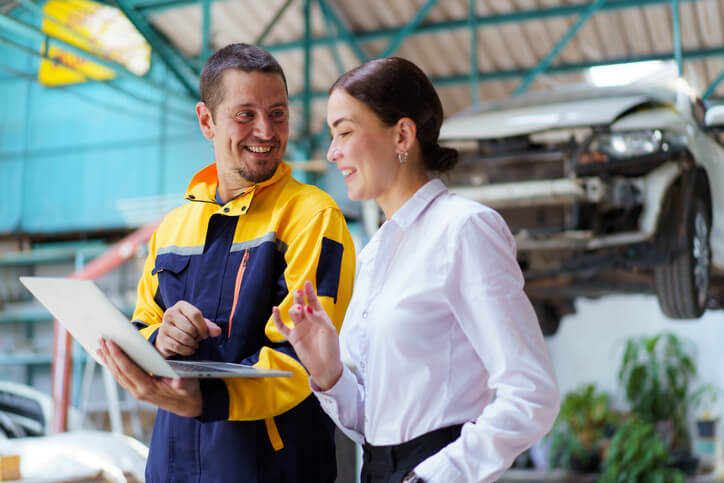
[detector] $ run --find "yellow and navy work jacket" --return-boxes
[132,161,355,483]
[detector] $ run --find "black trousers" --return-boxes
[361,424,463,483]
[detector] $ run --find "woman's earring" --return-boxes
[397,151,408,164]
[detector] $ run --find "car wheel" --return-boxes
[654,180,711,319]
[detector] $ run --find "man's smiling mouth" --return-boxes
[246,145,272,153]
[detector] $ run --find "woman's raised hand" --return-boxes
[272,280,344,391]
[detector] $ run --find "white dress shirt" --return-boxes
[314,179,560,482]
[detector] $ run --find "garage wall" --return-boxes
[0,11,214,236]
[547,294,724,437]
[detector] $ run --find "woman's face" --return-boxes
[326,89,399,201]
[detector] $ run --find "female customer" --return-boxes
[272,57,560,483]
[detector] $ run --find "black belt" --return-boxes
[361,424,463,483]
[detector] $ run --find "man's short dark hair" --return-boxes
[200,43,288,119]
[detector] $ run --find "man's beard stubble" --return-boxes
[236,157,280,184]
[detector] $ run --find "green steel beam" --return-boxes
[434,46,724,86]
[317,0,369,63]
[672,0,683,75]
[265,0,697,54]
[705,68,724,99]
[201,0,211,62]
[513,0,607,95]
[136,0,226,14]
[111,0,200,97]
[0,13,196,105]
[255,0,294,46]
[469,0,479,106]
[302,0,312,156]
[291,45,724,103]
[318,0,345,75]
[379,0,439,58]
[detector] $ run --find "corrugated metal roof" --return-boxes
[146,0,724,143]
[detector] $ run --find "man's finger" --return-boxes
[303,280,324,312]
[163,324,200,349]
[272,306,291,338]
[100,340,137,393]
[176,302,209,339]
[205,319,222,337]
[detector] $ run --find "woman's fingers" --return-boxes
[293,289,305,307]
[272,306,292,338]
[303,280,324,312]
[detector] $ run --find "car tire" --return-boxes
[654,176,712,319]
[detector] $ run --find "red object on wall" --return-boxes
[51,218,162,433]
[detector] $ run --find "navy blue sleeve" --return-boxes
[316,237,344,303]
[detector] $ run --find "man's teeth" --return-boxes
[342,169,353,176]
[247,146,272,153]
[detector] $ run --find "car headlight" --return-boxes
[589,130,663,158]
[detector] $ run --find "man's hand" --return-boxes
[97,339,203,418]
[156,301,222,358]
[272,280,344,391]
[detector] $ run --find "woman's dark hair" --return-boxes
[329,57,458,172]
[200,43,288,119]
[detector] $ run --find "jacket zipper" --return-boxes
[228,248,250,338]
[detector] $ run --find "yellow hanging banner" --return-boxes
[38,0,150,86]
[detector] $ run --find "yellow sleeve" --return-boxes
[216,206,355,421]
[131,229,164,339]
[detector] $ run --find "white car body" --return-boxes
[440,79,724,332]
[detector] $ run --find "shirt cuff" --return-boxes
[310,365,355,414]
[414,452,465,483]
[311,366,365,445]
[147,328,160,347]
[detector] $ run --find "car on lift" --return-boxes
[440,79,724,335]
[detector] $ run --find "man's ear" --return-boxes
[196,102,215,140]
[395,117,417,153]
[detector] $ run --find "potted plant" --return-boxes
[617,332,696,450]
[546,384,618,473]
[689,383,720,472]
[690,383,720,433]
[599,416,685,482]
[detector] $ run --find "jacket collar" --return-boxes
[185,161,290,201]
[184,161,291,215]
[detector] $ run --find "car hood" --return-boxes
[440,95,653,140]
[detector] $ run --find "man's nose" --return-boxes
[254,115,274,139]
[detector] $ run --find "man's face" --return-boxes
[197,70,289,188]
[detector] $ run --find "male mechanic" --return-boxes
[98,43,355,482]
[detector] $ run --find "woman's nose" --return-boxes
[327,145,340,163]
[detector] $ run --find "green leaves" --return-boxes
[600,417,685,483]
[546,384,615,472]
[617,332,696,448]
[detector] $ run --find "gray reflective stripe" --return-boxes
[156,245,204,256]
[230,232,288,254]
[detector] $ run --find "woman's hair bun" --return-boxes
[425,144,459,172]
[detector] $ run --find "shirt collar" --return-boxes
[389,178,447,229]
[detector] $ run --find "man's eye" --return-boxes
[235,112,253,121]
[271,110,288,119]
